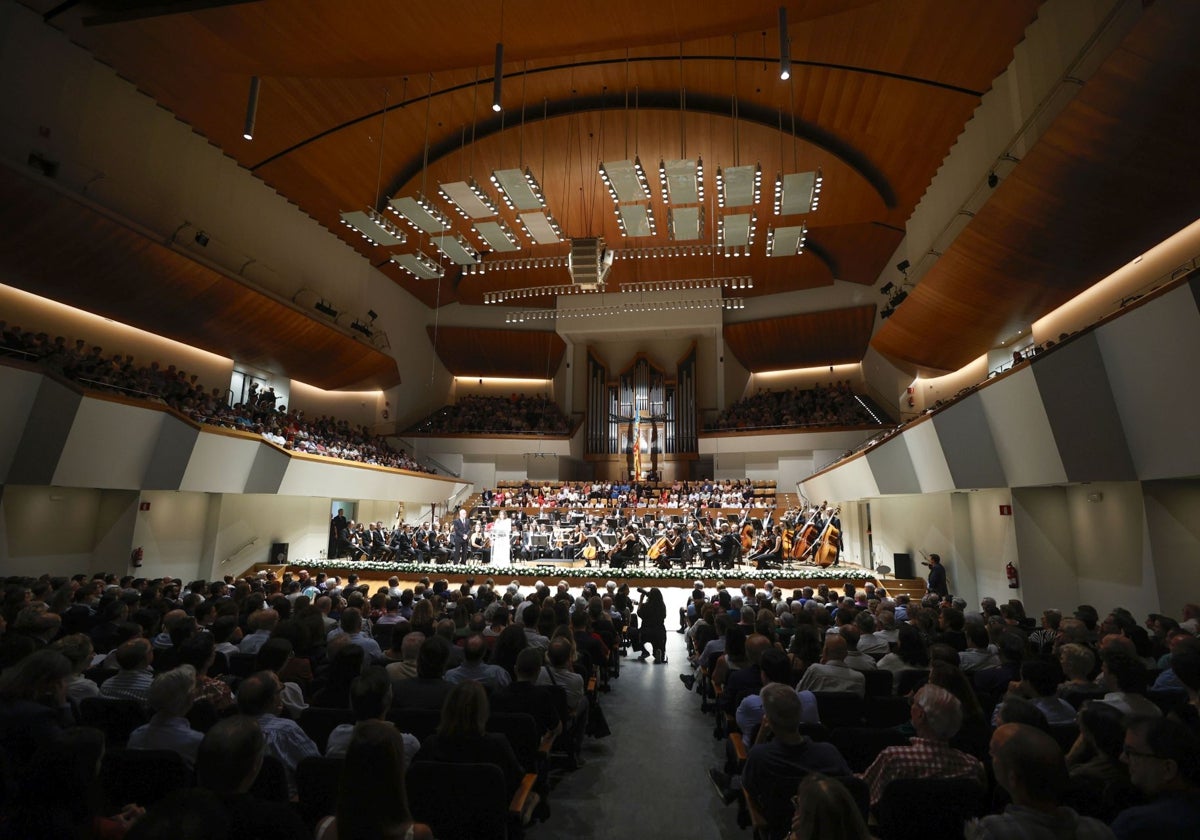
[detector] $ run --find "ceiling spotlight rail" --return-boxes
[504,296,744,323]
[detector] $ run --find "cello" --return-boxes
[812,509,841,567]
[791,507,821,562]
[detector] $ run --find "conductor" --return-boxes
[451,507,472,565]
[924,553,949,598]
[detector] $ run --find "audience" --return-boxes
[127,664,203,767]
[708,381,882,431]
[409,393,570,435]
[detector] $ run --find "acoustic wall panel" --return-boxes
[903,420,956,494]
[179,434,261,493]
[54,398,164,489]
[0,366,42,482]
[978,367,1067,488]
[866,436,922,496]
[244,443,290,495]
[1095,285,1200,480]
[143,414,200,490]
[1033,332,1136,483]
[6,377,81,486]
[932,396,1007,490]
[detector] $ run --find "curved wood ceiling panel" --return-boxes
[872,0,1200,373]
[425,326,566,379]
[24,0,1040,331]
[724,305,877,372]
[0,167,400,390]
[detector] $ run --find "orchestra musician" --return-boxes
[748,525,784,570]
[664,526,683,567]
[424,521,449,564]
[701,523,739,570]
[610,524,640,569]
[469,521,490,564]
[681,521,703,566]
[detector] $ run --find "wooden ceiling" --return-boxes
[35,2,1199,379]
[872,0,1200,372]
[724,305,876,372]
[15,0,1052,375]
[0,167,400,390]
[426,325,566,379]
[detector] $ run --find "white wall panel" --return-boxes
[54,399,164,489]
[979,368,1068,487]
[904,421,956,493]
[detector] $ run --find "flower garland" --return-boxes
[289,558,879,583]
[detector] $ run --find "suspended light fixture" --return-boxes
[778,8,791,80]
[243,76,260,140]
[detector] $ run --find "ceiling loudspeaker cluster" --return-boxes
[567,237,615,290]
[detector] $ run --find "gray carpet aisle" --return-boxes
[534,587,745,839]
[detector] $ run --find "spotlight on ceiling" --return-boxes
[778,7,791,80]
[367,309,378,321]
[242,76,260,141]
[492,43,503,112]
[987,171,999,189]
[194,230,210,247]
[879,282,894,295]
[314,300,338,318]
[896,260,909,274]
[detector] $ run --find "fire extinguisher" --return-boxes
[1006,562,1019,589]
[131,547,144,568]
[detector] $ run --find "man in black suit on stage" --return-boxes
[330,508,349,558]
[451,507,472,565]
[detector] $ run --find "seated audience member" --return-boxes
[736,648,820,749]
[797,634,867,698]
[210,615,242,659]
[1111,716,1200,837]
[860,683,987,810]
[127,664,203,767]
[710,682,851,806]
[992,659,1078,727]
[444,633,512,690]
[178,632,235,712]
[414,680,525,800]
[491,647,563,741]
[0,726,144,840]
[391,636,453,712]
[328,607,383,663]
[972,630,1026,697]
[787,773,872,840]
[100,637,156,708]
[0,648,72,764]
[840,626,878,673]
[325,666,419,766]
[1064,701,1141,822]
[966,723,1116,839]
[854,611,889,660]
[1098,648,1160,719]
[256,638,308,718]
[310,639,366,709]
[193,715,309,839]
[316,720,433,840]
[235,671,319,795]
[877,623,930,692]
[238,608,279,655]
[958,622,1000,674]
[386,630,425,687]
[52,632,101,708]
[1057,642,1105,704]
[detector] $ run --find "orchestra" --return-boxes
[320,487,847,571]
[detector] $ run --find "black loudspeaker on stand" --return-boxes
[270,542,289,565]
[893,552,914,579]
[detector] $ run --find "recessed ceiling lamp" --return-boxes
[778,7,791,80]
[242,76,259,140]
[390,251,444,279]
[766,223,808,257]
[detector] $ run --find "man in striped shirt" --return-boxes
[99,638,155,709]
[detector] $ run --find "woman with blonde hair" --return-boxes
[788,773,870,840]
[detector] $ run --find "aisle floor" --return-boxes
[533,587,747,839]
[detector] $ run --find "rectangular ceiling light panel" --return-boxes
[774,170,821,216]
[473,219,521,253]
[717,163,762,208]
[718,212,755,248]
[660,158,703,205]
[438,179,498,219]
[338,210,407,247]
[600,158,651,203]
[388,195,451,234]
[390,251,444,279]
[617,204,656,238]
[435,233,480,266]
[668,206,704,241]
[491,168,546,211]
[519,210,564,245]
[766,223,808,257]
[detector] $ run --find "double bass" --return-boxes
[791,506,822,562]
[812,510,841,567]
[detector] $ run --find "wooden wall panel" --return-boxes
[723,304,876,372]
[425,326,566,379]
